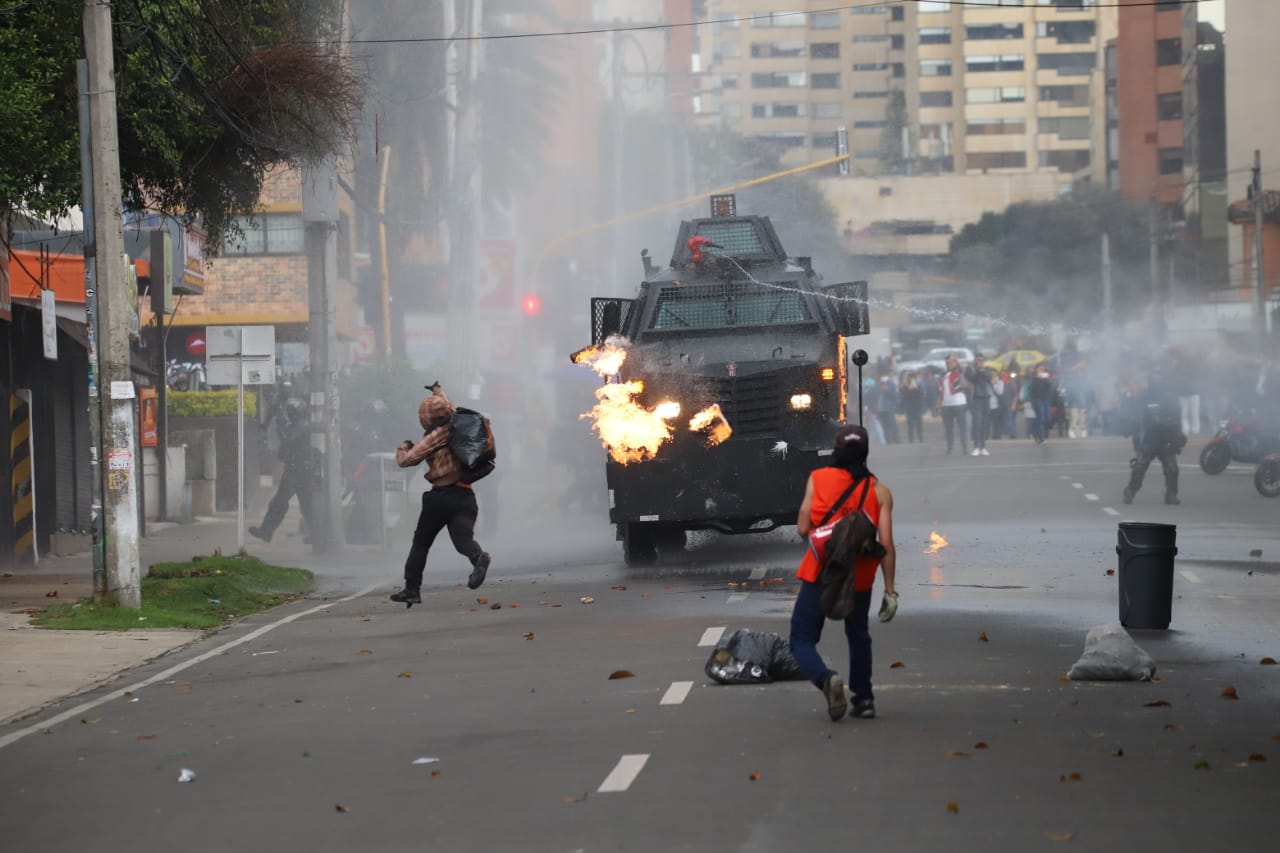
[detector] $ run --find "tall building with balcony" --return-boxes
[693,1,1116,181]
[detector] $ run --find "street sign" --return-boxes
[206,325,276,385]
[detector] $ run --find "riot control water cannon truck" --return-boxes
[577,194,870,566]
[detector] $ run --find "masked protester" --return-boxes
[390,385,491,607]
[249,399,314,544]
[1123,377,1187,506]
[789,425,897,722]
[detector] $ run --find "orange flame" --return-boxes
[581,382,677,464]
[924,531,949,555]
[689,404,732,446]
[571,340,628,377]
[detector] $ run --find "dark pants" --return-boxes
[1032,400,1052,442]
[259,462,313,538]
[789,580,874,702]
[941,405,968,453]
[1126,446,1179,498]
[970,401,991,450]
[877,411,899,444]
[403,485,485,590]
[906,411,924,443]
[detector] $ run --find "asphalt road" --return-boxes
[2,435,1278,852]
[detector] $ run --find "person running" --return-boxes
[390,384,492,607]
[249,399,314,544]
[1123,376,1187,506]
[789,425,897,722]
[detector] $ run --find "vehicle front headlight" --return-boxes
[655,400,682,420]
[789,393,813,411]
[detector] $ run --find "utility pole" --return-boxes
[1148,199,1164,343]
[1101,232,1112,327]
[302,159,344,555]
[83,0,140,608]
[1251,149,1267,342]
[446,0,482,387]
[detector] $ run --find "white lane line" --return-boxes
[1059,475,1069,479]
[0,582,383,752]
[1180,570,1202,584]
[598,754,650,793]
[727,593,748,604]
[1072,483,1084,489]
[660,681,693,706]
[698,626,726,647]
[748,567,767,581]
[1084,493,1100,501]
[1102,507,1121,516]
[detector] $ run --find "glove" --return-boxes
[878,591,899,623]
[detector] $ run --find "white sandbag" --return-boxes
[1067,622,1156,681]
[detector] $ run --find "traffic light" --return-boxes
[522,294,542,316]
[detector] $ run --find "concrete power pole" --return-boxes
[1101,232,1112,326]
[302,159,344,555]
[83,0,140,608]
[1252,149,1267,342]
[446,0,482,388]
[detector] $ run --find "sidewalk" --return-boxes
[0,509,383,725]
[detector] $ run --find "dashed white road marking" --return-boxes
[1180,570,1202,584]
[1102,507,1121,516]
[1059,475,1070,480]
[1072,483,1084,489]
[598,754,650,793]
[748,567,767,581]
[1084,493,1099,501]
[727,592,748,604]
[698,626,726,647]
[660,681,694,706]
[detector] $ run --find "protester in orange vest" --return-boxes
[790,424,897,721]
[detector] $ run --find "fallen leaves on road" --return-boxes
[1043,832,1075,842]
[1163,724,1178,732]
[580,597,595,605]
[889,661,905,669]
[81,717,102,725]
[1059,772,1083,782]
[1194,760,1212,770]
[1248,753,1267,762]
[524,632,535,641]
[45,590,57,598]
[540,600,550,606]
[1221,686,1239,700]
[477,598,489,605]
[136,734,157,741]
[334,803,349,813]
[1143,700,1172,708]
[397,672,412,679]
[1261,657,1276,665]
[766,577,784,585]
[974,742,989,750]
[509,603,521,608]
[946,801,959,814]
[608,670,635,680]
[356,649,372,656]
[560,793,588,804]
[431,769,442,777]
[1058,675,1070,682]
[978,632,989,642]
[728,583,741,590]
[489,603,502,610]
[1105,569,1115,576]
[663,585,672,590]
[611,585,628,591]
[945,752,971,759]
[1111,748,1124,757]
[748,772,761,781]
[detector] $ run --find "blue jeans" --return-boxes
[789,580,874,701]
[1032,400,1052,442]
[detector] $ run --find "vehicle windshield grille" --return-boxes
[694,221,764,256]
[651,283,809,330]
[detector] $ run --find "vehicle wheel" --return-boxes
[1199,442,1231,475]
[1255,456,1280,498]
[654,525,687,556]
[622,523,657,568]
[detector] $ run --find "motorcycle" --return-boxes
[1256,453,1280,498]
[1198,412,1280,475]
[166,359,207,391]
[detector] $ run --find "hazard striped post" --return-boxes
[10,391,34,562]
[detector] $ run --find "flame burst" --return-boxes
[924,531,949,555]
[580,382,678,465]
[689,404,732,446]
[571,340,628,377]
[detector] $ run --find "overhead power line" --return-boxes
[343,0,1205,46]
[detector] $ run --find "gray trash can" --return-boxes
[1116,522,1177,629]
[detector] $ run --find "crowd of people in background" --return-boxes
[861,340,1278,451]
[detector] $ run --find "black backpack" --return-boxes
[448,408,497,483]
[817,478,885,620]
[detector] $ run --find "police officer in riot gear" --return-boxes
[1122,375,1187,506]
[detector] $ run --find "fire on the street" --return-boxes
[924,531,949,555]
[573,338,733,464]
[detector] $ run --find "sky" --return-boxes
[1200,0,1225,31]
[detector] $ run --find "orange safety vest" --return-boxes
[796,468,882,591]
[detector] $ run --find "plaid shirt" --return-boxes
[395,391,463,486]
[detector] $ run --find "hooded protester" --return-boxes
[389,385,491,606]
[249,398,314,544]
[789,425,898,722]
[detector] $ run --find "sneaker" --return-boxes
[248,526,271,543]
[823,674,847,722]
[390,588,421,606]
[980,448,990,456]
[970,448,981,457]
[467,552,491,590]
[1165,494,1180,506]
[850,698,876,719]
[1122,489,1135,505]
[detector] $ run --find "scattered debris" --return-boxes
[251,650,280,657]
[580,596,595,605]
[978,632,989,642]
[334,803,349,813]
[1221,686,1239,700]
[1068,623,1156,681]
[524,632,535,640]
[946,752,972,759]
[397,672,412,679]
[1194,760,1212,770]
[748,772,761,781]
[560,793,588,804]
[178,768,197,783]
[611,585,628,591]
[489,603,502,610]
[608,670,635,680]
[1111,748,1124,757]
[946,801,959,814]
[45,590,57,598]
[1248,753,1267,762]
[81,717,102,725]
[1059,772,1083,782]
[412,757,439,765]
[1144,700,1172,708]
[137,735,157,741]
[1261,657,1276,666]
[890,661,905,669]
[431,770,441,778]
[477,598,489,605]
[1105,569,1115,576]
[1043,832,1075,842]
[357,649,372,656]
[974,742,989,750]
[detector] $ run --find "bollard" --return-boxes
[1116,522,1177,629]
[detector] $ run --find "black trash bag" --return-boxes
[448,408,496,468]
[704,628,805,685]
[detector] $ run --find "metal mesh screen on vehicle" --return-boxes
[694,221,764,257]
[591,297,634,345]
[651,283,809,330]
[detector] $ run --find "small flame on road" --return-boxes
[689,404,732,446]
[924,531,949,555]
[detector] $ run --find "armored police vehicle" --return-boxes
[583,195,870,566]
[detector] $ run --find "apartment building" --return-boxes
[694,0,1116,181]
[1113,0,1186,206]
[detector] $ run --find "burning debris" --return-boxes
[573,336,732,464]
[924,531,949,555]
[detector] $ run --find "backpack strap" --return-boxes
[817,476,862,528]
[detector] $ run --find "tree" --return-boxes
[948,187,1155,324]
[0,0,359,247]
